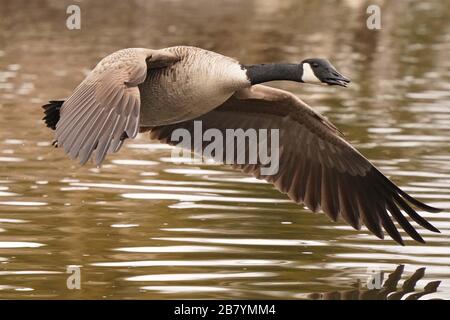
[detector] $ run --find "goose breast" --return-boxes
[139,46,250,126]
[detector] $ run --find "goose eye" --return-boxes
[312,63,319,68]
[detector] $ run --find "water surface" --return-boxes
[0,0,449,299]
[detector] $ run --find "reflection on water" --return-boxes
[0,0,449,299]
[305,266,442,300]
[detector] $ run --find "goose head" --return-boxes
[300,58,350,87]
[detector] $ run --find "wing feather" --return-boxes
[54,48,154,165]
[149,84,440,244]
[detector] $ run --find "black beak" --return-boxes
[324,70,351,87]
[301,58,351,88]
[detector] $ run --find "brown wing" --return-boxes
[54,48,179,166]
[149,85,441,245]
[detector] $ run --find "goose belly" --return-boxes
[139,75,235,126]
[138,47,249,126]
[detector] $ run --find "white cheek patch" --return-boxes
[302,63,322,84]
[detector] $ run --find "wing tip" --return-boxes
[404,195,443,213]
[375,167,443,214]
[394,237,406,246]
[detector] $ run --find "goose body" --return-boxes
[140,46,249,126]
[42,46,441,245]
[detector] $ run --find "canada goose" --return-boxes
[42,46,441,245]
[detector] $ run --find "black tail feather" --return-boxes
[42,100,64,130]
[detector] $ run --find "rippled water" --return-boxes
[0,0,449,299]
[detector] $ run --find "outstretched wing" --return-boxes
[54,48,179,165]
[149,85,441,245]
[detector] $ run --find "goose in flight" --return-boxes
[42,46,441,245]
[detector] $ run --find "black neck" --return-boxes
[244,63,302,85]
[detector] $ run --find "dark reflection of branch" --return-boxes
[306,265,441,300]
